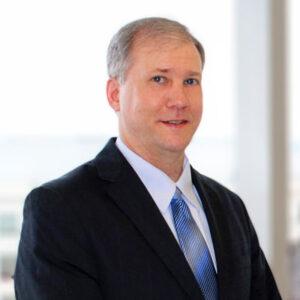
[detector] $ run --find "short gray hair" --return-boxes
[107,17,205,83]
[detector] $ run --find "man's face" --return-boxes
[109,37,203,160]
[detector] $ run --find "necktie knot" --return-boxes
[171,190,192,221]
[172,187,182,201]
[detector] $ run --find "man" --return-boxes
[14,17,281,299]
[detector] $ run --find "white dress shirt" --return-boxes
[116,138,217,271]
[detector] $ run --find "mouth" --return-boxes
[165,120,185,124]
[161,120,188,127]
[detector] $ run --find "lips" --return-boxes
[166,120,185,124]
[161,120,188,127]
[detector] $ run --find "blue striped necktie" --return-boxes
[171,188,218,300]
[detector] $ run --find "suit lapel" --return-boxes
[94,139,204,300]
[191,168,232,300]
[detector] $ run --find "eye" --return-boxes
[152,76,165,83]
[184,78,198,85]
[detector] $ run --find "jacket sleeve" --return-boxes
[14,187,104,300]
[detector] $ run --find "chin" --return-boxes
[162,139,190,154]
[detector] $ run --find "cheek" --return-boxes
[119,87,141,116]
[192,101,203,126]
[198,105,203,121]
[134,90,162,114]
[198,102,203,116]
[120,83,163,119]
[191,95,203,112]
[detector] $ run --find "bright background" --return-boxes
[0,0,299,299]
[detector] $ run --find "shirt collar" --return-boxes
[116,138,198,214]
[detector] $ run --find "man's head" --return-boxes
[106,17,204,165]
[107,17,205,83]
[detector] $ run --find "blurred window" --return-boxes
[288,0,300,298]
[0,214,18,235]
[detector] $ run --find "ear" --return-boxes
[106,78,121,112]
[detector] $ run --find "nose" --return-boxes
[166,83,189,109]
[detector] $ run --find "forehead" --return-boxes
[129,36,202,70]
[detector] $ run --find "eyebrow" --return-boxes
[187,71,202,77]
[153,68,170,73]
[153,68,201,76]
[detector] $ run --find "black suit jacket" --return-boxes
[14,138,281,299]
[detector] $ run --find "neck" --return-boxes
[142,151,185,182]
[120,138,185,182]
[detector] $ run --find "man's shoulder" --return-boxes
[24,140,108,204]
[191,168,254,237]
[42,158,97,192]
[191,168,247,213]
[192,168,238,198]
[24,159,98,212]
[38,138,121,193]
